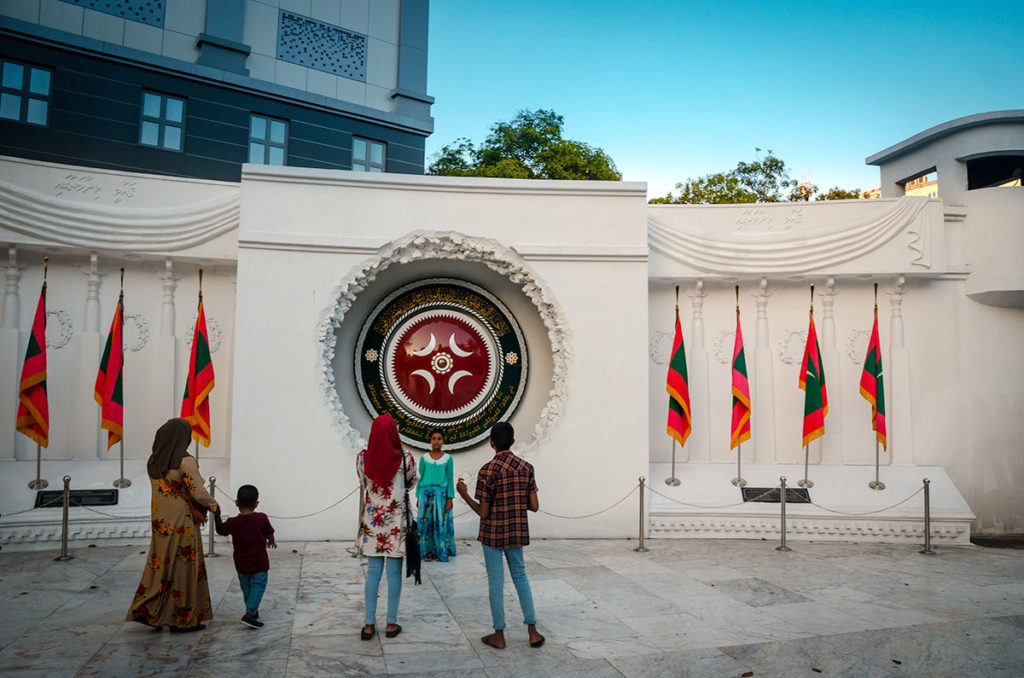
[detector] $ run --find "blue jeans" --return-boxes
[364,556,403,625]
[482,544,536,630]
[237,571,268,617]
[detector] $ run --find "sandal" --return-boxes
[361,624,375,640]
[530,634,546,648]
[385,624,402,638]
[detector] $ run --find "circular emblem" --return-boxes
[355,279,528,450]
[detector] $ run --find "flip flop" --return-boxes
[481,633,505,649]
[385,624,402,638]
[361,624,375,640]
[530,634,546,648]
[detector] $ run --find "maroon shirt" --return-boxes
[215,512,274,574]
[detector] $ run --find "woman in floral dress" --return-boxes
[356,415,418,640]
[417,428,457,562]
[126,418,219,631]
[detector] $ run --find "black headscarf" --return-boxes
[147,418,193,480]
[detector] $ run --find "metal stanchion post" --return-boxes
[634,476,648,553]
[28,443,48,489]
[919,478,935,555]
[775,476,791,552]
[54,475,74,561]
[206,476,219,558]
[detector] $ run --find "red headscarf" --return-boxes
[363,415,404,488]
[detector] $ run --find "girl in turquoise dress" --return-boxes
[417,428,457,562]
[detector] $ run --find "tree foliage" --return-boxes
[651,150,863,204]
[428,109,621,181]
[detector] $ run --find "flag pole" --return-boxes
[799,283,815,489]
[731,284,747,488]
[666,284,681,486]
[28,257,49,490]
[113,268,131,489]
[194,268,202,464]
[868,282,886,490]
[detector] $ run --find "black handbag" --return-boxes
[402,454,422,585]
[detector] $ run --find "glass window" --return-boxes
[1,60,51,126]
[248,114,287,166]
[139,91,185,151]
[352,136,386,172]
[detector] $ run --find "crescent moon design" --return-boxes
[411,369,436,393]
[412,333,436,357]
[448,370,472,394]
[449,333,472,357]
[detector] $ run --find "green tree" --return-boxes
[428,109,621,181]
[653,150,862,204]
[815,186,864,201]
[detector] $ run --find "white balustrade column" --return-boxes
[688,280,711,462]
[72,254,106,458]
[888,276,915,465]
[820,278,844,465]
[752,278,777,463]
[1,247,23,460]
[151,259,180,431]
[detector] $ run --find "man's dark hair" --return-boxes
[429,428,445,440]
[237,484,259,509]
[490,422,514,451]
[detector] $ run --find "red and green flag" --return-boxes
[181,297,214,446]
[799,312,828,446]
[16,282,49,448]
[859,310,887,450]
[666,308,691,447]
[95,293,124,450]
[730,310,751,449]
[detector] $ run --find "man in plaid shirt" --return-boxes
[456,422,545,649]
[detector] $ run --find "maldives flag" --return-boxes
[730,312,751,449]
[16,284,49,447]
[799,313,828,446]
[859,312,887,450]
[666,309,691,447]
[181,298,214,446]
[95,295,124,449]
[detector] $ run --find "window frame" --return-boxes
[0,60,53,127]
[352,136,386,172]
[138,90,186,152]
[248,114,289,166]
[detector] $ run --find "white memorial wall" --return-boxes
[1,113,1021,546]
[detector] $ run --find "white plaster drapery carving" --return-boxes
[0,179,239,250]
[317,230,573,454]
[648,197,930,274]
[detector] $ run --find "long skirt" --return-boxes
[417,484,456,562]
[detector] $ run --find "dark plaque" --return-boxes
[35,489,119,508]
[355,278,528,450]
[741,487,811,503]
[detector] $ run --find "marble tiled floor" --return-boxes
[1,538,1022,677]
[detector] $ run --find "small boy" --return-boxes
[214,484,276,629]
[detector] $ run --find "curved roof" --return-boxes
[865,110,1024,166]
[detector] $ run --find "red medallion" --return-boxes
[387,313,495,417]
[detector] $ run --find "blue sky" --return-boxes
[424,1,1023,199]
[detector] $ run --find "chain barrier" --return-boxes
[646,483,781,509]
[808,486,924,516]
[215,483,358,520]
[69,500,149,520]
[538,483,640,519]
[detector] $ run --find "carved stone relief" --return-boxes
[45,310,73,349]
[778,329,807,365]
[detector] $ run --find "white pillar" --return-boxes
[752,278,777,463]
[820,277,844,465]
[888,276,914,465]
[1,247,22,460]
[151,259,180,428]
[71,253,105,459]
[688,280,711,462]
